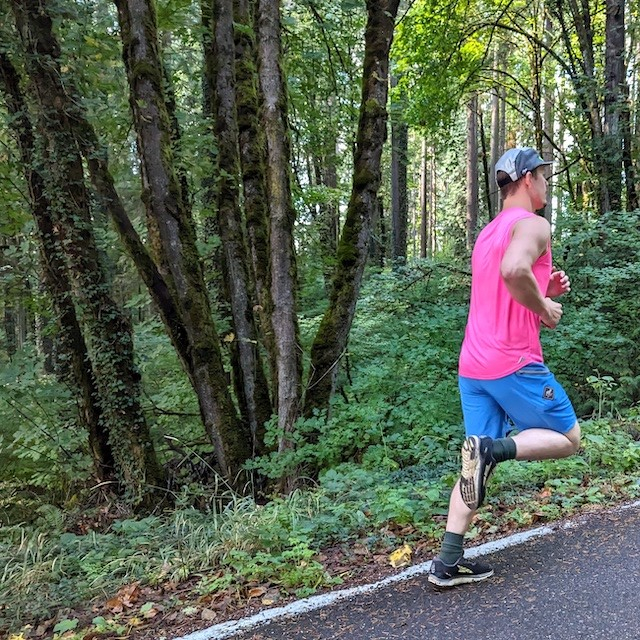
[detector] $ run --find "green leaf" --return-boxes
[53,618,79,632]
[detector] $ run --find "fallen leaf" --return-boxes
[247,587,268,599]
[388,543,412,568]
[106,583,142,613]
[105,598,123,614]
[261,589,281,605]
[120,583,142,607]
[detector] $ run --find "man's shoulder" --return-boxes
[511,212,551,234]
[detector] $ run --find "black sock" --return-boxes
[439,531,464,565]
[492,437,517,463]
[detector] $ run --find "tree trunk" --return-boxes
[603,0,626,212]
[305,0,401,419]
[420,137,428,259]
[623,15,639,211]
[256,0,303,454]
[316,142,340,289]
[391,77,408,264]
[466,93,479,251]
[2,301,16,360]
[115,0,252,478]
[621,102,637,210]
[489,46,501,218]
[0,51,114,483]
[430,148,437,255]
[478,104,492,222]
[234,0,277,388]
[205,0,272,454]
[369,196,386,266]
[530,18,544,155]
[10,0,163,503]
[542,10,555,222]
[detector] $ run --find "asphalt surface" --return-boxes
[227,504,640,640]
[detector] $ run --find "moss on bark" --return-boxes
[304,0,401,424]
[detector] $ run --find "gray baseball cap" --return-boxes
[495,147,552,187]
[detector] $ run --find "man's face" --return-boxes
[529,168,548,210]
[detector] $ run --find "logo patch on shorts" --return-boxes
[543,385,555,400]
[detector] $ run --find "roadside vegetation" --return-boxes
[3,224,640,638]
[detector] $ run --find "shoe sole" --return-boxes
[427,568,494,588]
[459,436,485,510]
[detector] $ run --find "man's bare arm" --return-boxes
[500,217,563,328]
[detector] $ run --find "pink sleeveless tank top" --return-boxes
[458,207,552,379]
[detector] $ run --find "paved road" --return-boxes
[225,503,640,640]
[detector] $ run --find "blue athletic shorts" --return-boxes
[458,362,578,439]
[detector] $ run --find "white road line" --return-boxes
[172,499,640,640]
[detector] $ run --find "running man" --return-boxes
[428,147,581,587]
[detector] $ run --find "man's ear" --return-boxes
[523,171,534,189]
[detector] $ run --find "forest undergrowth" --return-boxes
[2,251,640,639]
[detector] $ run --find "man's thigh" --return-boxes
[485,363,577,434]
[459,376,509,439]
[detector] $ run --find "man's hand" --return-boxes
[541,297,563,328]
[546,270,571,298]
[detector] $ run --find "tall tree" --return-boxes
[205,0,272,454]
[420,137,428,258]
[257,0,303,453]
[305,0,401,418]
[603,0,626,212]
[551,0,618,214]
[0,51,114,484]
[10,0,164,503]
[234,0,277,384]
[542,8,554,222]
[114,0,252,478]
[466,93,479,251]
[391,76,408,263]
[489,45,502,218]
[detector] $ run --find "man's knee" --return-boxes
[565,421,581,454]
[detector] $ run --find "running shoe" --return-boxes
[427,556,494,587]
[459,435,496,510]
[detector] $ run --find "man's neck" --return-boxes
[501,192,535,213]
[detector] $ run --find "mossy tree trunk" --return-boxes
[10,0,164,504]
[314,144,339,291]
[257,0,303,453]
[603,0,626,212]
[203,0,272,455]
[234,0,277,388]
[1,241,17,359]
[72,45,257,485]
[466,93,479,251]
[114,0,252,478]
[0,51,115,484]
[304,0,401,419]
[390,76,408,264]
